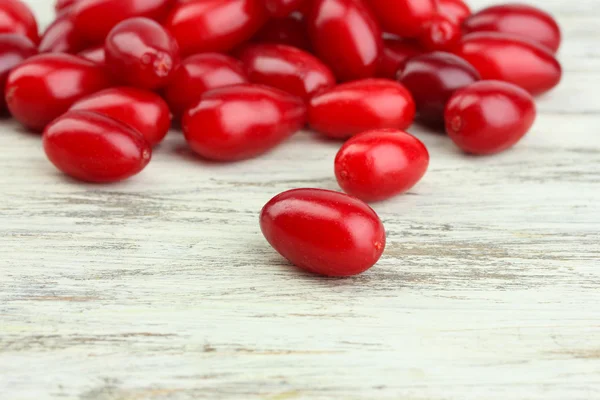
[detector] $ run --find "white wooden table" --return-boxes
[1,1,599,399]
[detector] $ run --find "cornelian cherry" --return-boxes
[463,4,561,53]
[72,0,172,44]
[164,0,268,57]
[183,84,306,161]
[55,0,80,13]
[261,188,386,277]
[378,38,423,79]
[252,15,311,51]
[368,0,437,38]
[265,0,307,17]
[0,34,36,113]
[418,14,461,51]
[398,52,480,128]
[309,79,415,139]
[43,110,151,183]
[239,44,335,100]
[163,53,248,119]
[438,0,471,24]
[307,0,382,81]
[39,9,89,54]
[0,0,38,44]
[5,53,112,131]
[335,129,429,202]
[70,87,171,146]
[105,17,180,90]
[445,80,536,155]
[78,45,105,65]
[453,32,562,95]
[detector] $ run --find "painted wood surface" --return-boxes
[1,1,599,399]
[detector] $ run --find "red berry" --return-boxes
[418,14,461,51]
[398,52,480,128]
[70,87,171,146]
[368,0,437,38]
[78,45,105,65]
[308,79,415,139]
[43,110,151,183]
[163,53,248,119]
[260,188,386,277]
[445,80,536,155]
[252,16,311,51]
[39,9,89,54]
[335,129,429,202]
[0,0,38,44]
[377,38,423,79]
[438,0,471,24]
[5,53,112,131]
[453,32,562,96]
[463,4,561,53]
[239,44,335,100]
[164,0,268,57]
[55,0,78,13]
[72,0,172,44]
[105,17,180,90]
[0,34,36,113]
[307,0,382,81]
[265,0,307,17]
[183,84,306,161]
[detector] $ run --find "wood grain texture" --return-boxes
[1,1,599,399]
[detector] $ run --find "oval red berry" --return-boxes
[43,110,151,183]
[0,0,38,44]
[0,34,36,113]
[368,0,437,38]
[260,188,386,276]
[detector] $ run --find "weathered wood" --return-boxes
[1,0,599,399]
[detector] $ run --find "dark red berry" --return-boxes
[418,14,461,51]
[307,0,382,81]
[39,9,89,54]
[43,110,151,183]
[0,0,38,44]
[445,80,536,155]
[105,17,180,90]
[335,129,429,202]
[183,84,306,161]
[5,53,112,131]
[377,38,423,79]
[239,44,335,100]
[265,0,307,17]
[78,45,105,65]
[453,32,562,95]
[163,53,248,119]
[0,33,36,113]
[369,0,437,38]
[164,0,268,57]
[70,87,171,146]
[463,4,561,53]
[309,79,415,139]
[260,188,386,277]
[438,0,471,24]
[252,15,311,51]
[72,0,172,44]
[398,51,480,128]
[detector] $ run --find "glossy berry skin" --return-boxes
[0,34,36,113]
[368,0,437,38]
[70,87,171,146]
[377,38,423,79]
[164,0,268,57]
[239,44,335,100]
[418,14,461,51]
[265,0,307,17]
[55,0,79,13]
[43,110,151,183]
[260,188,386,277]
[307,0,382,82]
[5,53,112,131]
[39,9,89,54]
[72,0,172,44]
[463,4,561,53]
[78,45,105,65]
[398,52,480,128]
[309,79,415,139]
[438,0,471,24]
[253,16,311,51]
[183,84,306,161]
[0,0,38,44]
[163,53,248,119]
[335,129,429,202]
[445,80,536,155]
[453,32,562,96]
[105,18,180,90]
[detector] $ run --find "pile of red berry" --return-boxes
[1,0,562,276]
